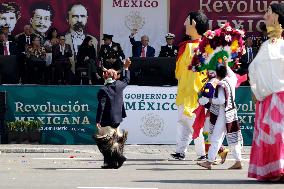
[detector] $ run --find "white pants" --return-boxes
[175,105,205,156]
[207,107,242,162]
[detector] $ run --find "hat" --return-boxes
[165,33,175,39]
[103,34,113,40]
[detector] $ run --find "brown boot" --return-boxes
[197,161,212,170]
[219,148,229,164]
[228,161,242,169]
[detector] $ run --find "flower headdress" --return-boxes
[190,23,246,72]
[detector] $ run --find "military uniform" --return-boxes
[159,45,179,57]
[159,33,178,57]
[98,34,125,71]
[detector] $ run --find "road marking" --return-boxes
[32,157,250,162]
[57,169,98,171]
[32,158,94,160]
[77,188,157,189]
[216,158,249,162]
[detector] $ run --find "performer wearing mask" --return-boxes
[171,11,208,161]
[248,3,284,181]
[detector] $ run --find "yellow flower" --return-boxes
[205,44,214,54]
[231,40,239,52]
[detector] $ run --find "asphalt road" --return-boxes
[0,146,283,189]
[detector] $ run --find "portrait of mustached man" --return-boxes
[65,3,98,73]
[29,2,54,44]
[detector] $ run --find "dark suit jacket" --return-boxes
[96,70,130,126]
[129,37,155,57]
[52,44,73,63]
[159,45,179,57]
[239,47,258,74]
[8,35,15,43]
[16,33,36,53]
[0,42,17,55]
[77,45,96,68]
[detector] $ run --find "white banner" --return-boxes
[121,86,178,144]
[102,0,169,57]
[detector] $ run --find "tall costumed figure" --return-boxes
[248,3,284,181]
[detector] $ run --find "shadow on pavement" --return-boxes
[123,163,197,166]
[135,168,229,171]
[34,168,101,170]
[134,179,281,185]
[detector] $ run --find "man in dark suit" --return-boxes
[95,58,131,169]
[16,25,35,54]
[159,33,179,57]
[129,29,155,57]
[52,35,73,84]
[239,36,257,75]
[0,31,17,55]
[98,34,125,71]
[0,31,17,84]
[15,25,35,83]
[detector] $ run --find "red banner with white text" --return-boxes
[0,0,280,47]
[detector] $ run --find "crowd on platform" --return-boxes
[0,24,267,86]
[0,2,268,85]
[0,25,180,85]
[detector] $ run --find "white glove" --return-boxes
[199,97,209,105]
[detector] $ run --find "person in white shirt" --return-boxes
[248,3,284,181]
[197,58,243,170]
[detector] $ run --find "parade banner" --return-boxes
[121,86,178,144]
[0,85,99,144]
[121,86,255,145]
[1,0,280,49]
[0,85,254,145]
[101,0,169,57]
[235,87,255,146]
[170,0,281,43]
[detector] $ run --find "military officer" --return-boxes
[98,34,125,71]
[159,33,178,58]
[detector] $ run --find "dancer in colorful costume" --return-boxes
[171,11,208,161]
[199,70,229,164]
[248,3,284,181]
[197,60,243,170]
[189,23,245,169]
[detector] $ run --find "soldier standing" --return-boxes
[98,34,125,71]
[159,33,178,57]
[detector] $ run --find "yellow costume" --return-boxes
[175,41,207,117]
